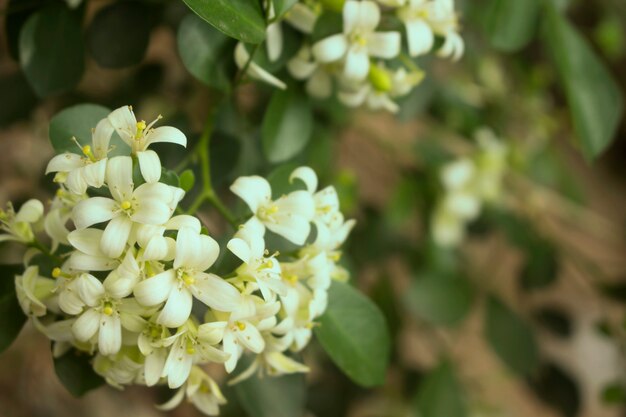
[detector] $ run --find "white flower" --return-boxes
[66,228,120,271]
[287,45,335,99]
[227,218,288,301]
[266,2,283,62]
[312,1,401,81]
[14,266,55,317]
[72,156,183,258]
[158,366,226,416]
[285,3,318,33]
[234,43,287,90]
[137,320,171,386]
[45,118,113,194]
[230,175,315,245]
[0,199,44,244]
[93,349,144,388]
[44,187,86,251]
[107,105,187,183]
[133,227,243,328]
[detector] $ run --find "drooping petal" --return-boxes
[222,331,240,373]
[98,313,122,355]
[227,238,251,264]
[230,176,272,214]
[165,215,201,232]
[145,126,187,148]
[100,215,132,258]
[156,386,185,410]
[92,117,115,159]
[72,308,100,341]
[163,341,193,388]
[266,20,283,62]
[367,32,401,59]
[157,287,192,328]
[45,153,84,174]
[190,273,242,312]
[290,166,318,193]
[234,43,287,89]
[106,156,134,202]
[137,150,162,183]
[266,216,311,245]
[312,34,348,63]
[72,197,117,229]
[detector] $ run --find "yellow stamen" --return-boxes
[120,200,132,210]
[236,321,246,331]
[186,340,196,354]
[103,304,114,316]
[329,251,342,262]
[135,120,147,139]
[55,189,64,197]
[261,260,274,269]
[285,274,299,284]
[81,145,97,162]
[52,267,62,278]
[183,274,195,286]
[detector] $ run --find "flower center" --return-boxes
[258,204,279,221]
[102,302,114,316]
[235,321,246,331]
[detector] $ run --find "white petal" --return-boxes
[190,273,242,312]
[290,166,318,193]
[107,105,137,146]
[134,269,175,306]
[227,238,251,264]
[98,313,122,355]
[367,32,401,59]
[141,236,170,261]
[157,286,192,328]
[145,348,167,386]
[67,252,118,271]
[234,43,287,90]
[344,0,380,33]
[230,176,271,214]
[81,159,107,189]
[287,55,317,79]
[405,19,434,56]
[15,199,44,223]
[72,197,116,229]
[312,34,348,62]
[106,156,134,202]
[164,343,193,388]
[197,322,227,345]
[137,150,162,183]
[72,308,100,341]
[145,126,187,148]
[100,215,132,258]
[344,46,369,81]
[165,215,201,232]
[285,3,317,33]
[92,118,115,159]
[266,216,311,245]
[58,287,85,315]
[65,169,89,195]
[132,199,172,225]
[68,228,104,256]
[156,387,185,410]
[235,323,265,353]
[45,153,84,174]
[195,234,220,272]
[266,21,283,62]
[75,273,105,306]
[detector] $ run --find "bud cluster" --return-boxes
[2,105,354,416]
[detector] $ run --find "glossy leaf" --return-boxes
[177,14,234,91]
[54,349,105,397]
[234,369,306,417]
[87,1,154,69]
[0,264,27,353]
[48,104,130,156]
[262,88,313,163]
[181,0,266,44]
[272,0,298,17]
[19,4,84,97]
[485,296,539,375]
[543,4,624,159]
[314,281,390,387]
[414,360,467,417]
[486,0,540,52]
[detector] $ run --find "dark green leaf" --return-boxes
[177,14,234,90]
[160,169,180,187]
[54,349,105,397]
[485,0,540,52]
[179,169,195,192]
[4,0,49,61]
[314,281,390,387]
[414,360,467,417]
[311,11,343,43]
[599,281,626,303]
[210,130,241,186]
[485,296,539,375]
[87,1,154,69]
[543,5,624,159]
[519,243,559,290]
[533,306,572,338]
[0,72,37,127]
[405,273,473,326]
[272,0,298,17]
[601,382,626,405]
[181,0,266,44]
[527,362,580,417]
[0,264,27,353]
[234,367,306,417]
[48,104,130,156]
[19,4,84,97]
[262,88,313,163]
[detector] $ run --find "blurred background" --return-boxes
[1,0,625,416]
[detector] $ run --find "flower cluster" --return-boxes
[431,129,508,247]
[236,0,463,112]
[2,105,354,416]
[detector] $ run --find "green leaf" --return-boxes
[262,88,313,163]
[181,0,266,44]
[414,360,467,417]
[19,4,84,97]
[54,349,105,397]
[405,273,473,327]
[0,72,37,127]
[527,362,580,417]
[519,243,559,290]
[48,104,130,156]
[314,281,390,387]
[272,0,298,17]
[601,382,626,405]
[179,169,195,192]
[485,296,539,375]
[234,369,306,417]
[0,264,27,353]
[87,2,154,69]
[311,11,343,43]
[4,0,48,61]
[598,282,626,303]
[177,14,234,91]
[485,0,540,52]
[160,169,180,187]
[543,5,624,159]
